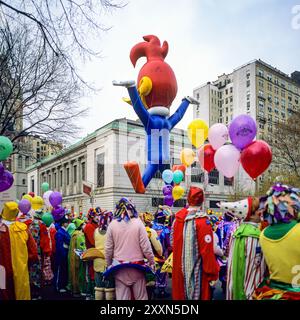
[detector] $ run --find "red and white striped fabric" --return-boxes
[226,228,266,300]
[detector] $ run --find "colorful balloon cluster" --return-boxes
[185,115,272,180]
[21,192,44,211]
[162,165,186,205]
[0,136,14,192]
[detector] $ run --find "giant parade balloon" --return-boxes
[241,140,272,179]
[114,35,195,194]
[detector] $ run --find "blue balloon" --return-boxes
[173,170,184,184]
[162,169,173,184]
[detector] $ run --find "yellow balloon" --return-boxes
[22,194,33,204]
[172,185,185,201]
[180,148,195,167]
[32,196,44,210]
[187,119,209,148]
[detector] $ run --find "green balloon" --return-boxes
[0,136,13,161]
[173,170,184,184]
[41,212,54,227]
[41,182,50,192]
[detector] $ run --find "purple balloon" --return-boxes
[163,185,173,196]
[51,206,65,222]
[164,195,174,207]
[229,115,257,149]
[49,191,63,207]
[0,163,4,176]
[18,199,31,214]
[0,170,14,192]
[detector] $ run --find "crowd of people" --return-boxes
[0,182,300,300]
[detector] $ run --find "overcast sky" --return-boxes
[75,0,300,143]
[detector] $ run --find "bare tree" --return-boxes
[0,24,87,146]
[0,0,125,86]
[267,111,300,180]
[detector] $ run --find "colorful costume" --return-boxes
[172,187,219,300]
[0,202,38,300]
[29,211,43,298]
[218,197,266,300]
[83,208,99,297]
[54,215,71,292]
[152,206,172,297]
[94,211,115,300]
[68,218,86,296]
[105,198,155,300]
[254,184,300,300]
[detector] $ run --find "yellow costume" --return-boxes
[2,202,31,300]
[260,223,300,284]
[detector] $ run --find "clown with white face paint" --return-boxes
[218,197,266,300]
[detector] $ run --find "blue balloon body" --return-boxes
[162,169,173,184]
[127,86,190,188]
[173,170,184,184]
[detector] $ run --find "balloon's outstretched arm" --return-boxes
[168,98,190,129]
[127,86,151,129]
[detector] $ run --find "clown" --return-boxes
[113,35,199,193]
[218,197,266,300]
[253,184,300,300]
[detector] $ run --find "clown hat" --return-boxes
[217,197,254,220]
[1,202,19,221]
[187,186,204,207]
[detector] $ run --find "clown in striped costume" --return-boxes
[218,197,266,300]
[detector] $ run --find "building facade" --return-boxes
[193,59,300,192]
[10,135,63,199]
[27,118,236,214]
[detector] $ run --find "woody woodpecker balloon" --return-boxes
[113,35,198,193]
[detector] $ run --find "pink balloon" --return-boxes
[214,144,241,178]
[43,190,53,207]
[208,123,229,150]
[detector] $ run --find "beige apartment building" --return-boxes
[193,59,300,192]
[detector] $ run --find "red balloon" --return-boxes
[241,140,272,179]
[28,192,35,198]
[172,164,186,174]
[198,144,216,173]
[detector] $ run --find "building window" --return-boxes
[209,200,221,209]
[54,173,57,188]
[60,170,63,187]
[208,169,219,185]
[18,155,22,169]
[31,179,34,192]
[152,197,164,207]
[67,168,70,185]
[274,87,279,95]
[22,179,26,185]
[74,165,77,183]
[267,74,272,81]
[246,80,250,87]
[174,199,187,208]
[258,69,264,77]
[230,87,233,94]
[97,153,105,187]
[82,162,86,181]
[154,171,162,179]
[25,156,30,168]
[259,79,264,88]
[48,175,51,188]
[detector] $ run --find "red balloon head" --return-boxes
[28,192,35,198]
[241,140,272,179]
[130,35,177,112]
[198,144,216,173]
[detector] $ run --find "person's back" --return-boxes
[106,218,152,263]
[105,198,154,300]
